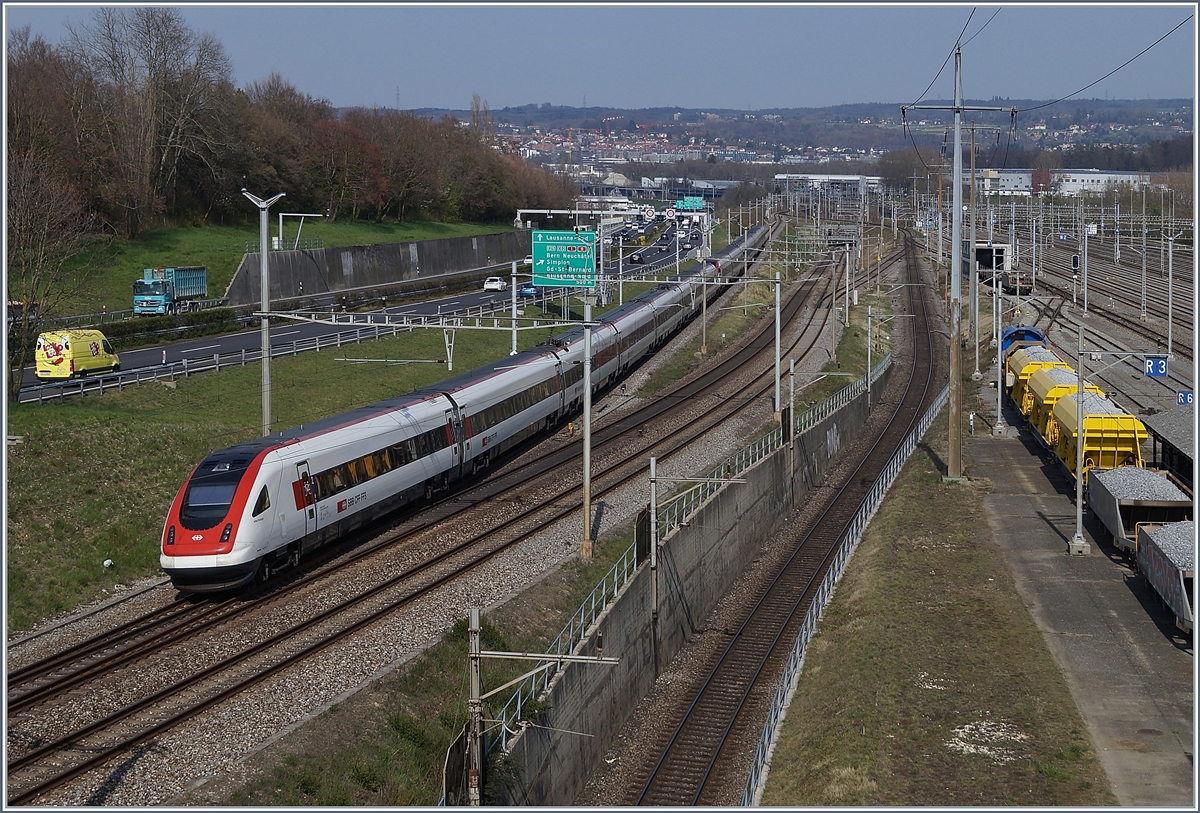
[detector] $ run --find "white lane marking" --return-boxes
[189,344,221,352]
[274,329,302,337]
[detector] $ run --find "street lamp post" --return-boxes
[243,188,286,437]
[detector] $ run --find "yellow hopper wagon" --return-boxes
[1007,345,1070,418]
[1029,366,1105,448]
[1053,391,1148,483]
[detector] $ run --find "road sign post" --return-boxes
[531,230,597,288]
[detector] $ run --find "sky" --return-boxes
[4,2,1196,113]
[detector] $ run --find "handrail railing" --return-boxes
[741,383,949,806]
[490,354,894,754]
[15,297,530,405]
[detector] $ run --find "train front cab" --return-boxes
[1000,325,1046,362]
[161,449,272,592]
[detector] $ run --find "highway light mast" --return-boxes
[243,189,286,437]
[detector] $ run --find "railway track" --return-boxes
[7,227,910,804]
[630,231,938,805]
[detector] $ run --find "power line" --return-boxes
[1018,14,1193,113]
[907,9,975,107]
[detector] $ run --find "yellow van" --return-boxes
[35,330,120,380]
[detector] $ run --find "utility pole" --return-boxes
[905,47,1013,480]
[970,123,981,381]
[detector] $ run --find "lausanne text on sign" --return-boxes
[532,230,597,287]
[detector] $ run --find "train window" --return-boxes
[180,458,251,529]
[252,486,271,517]
[181,482,239,529]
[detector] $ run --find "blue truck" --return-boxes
[133,266,208,315]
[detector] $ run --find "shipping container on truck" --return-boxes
[133,266,208,315]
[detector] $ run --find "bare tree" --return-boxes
[64,7,232,237]
[6,149,105,398]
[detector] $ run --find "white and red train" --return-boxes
[160,228,768,591]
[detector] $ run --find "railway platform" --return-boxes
[967,373,1194,807]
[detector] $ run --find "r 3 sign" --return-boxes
[1144,356,1168,377]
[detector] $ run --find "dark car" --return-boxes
[518,283,540,298]
[629,253,645,264]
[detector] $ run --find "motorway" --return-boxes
[18,220,701,399]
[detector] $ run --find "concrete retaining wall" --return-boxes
[501,366,891,805]
[224,231,531,306]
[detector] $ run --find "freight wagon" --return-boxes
[1136,521,1194,632]
[1088,467,1193,554]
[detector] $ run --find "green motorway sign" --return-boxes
[531,230,597,287]
[677,196,704,210]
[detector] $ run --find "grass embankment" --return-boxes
[759,386,1114,805]
[7,299,591,632]
[207,259,890,806]
[64,220,515,315]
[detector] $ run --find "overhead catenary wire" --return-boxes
[1018,14,1193,113]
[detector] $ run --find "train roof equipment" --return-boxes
[1052,391,1147,477]
[1089,467,1193,554]
[1136,520,1194,632]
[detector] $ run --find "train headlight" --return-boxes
[220,523,233,544]
[166,525,175,546]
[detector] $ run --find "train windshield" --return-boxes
[180,459,248,529]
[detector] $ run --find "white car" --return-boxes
[522,255,534,265]
[483,277,508,291]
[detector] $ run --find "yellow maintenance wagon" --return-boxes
[1053,390,1147,481]
[1029,366,1105,447]
[1006,345,1070,418]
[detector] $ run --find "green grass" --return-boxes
[758,397,1115,806]
[62,220,517,316]
[5,325,539,632]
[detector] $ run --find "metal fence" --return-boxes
[741,383,950,806]
[489,354,894,753]
[16,297,543,405]
[657,353,892,542]
[243,236,325,253]
[491,540,642,752]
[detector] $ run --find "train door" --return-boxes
[445,406,465,479]
[293,461,316,537]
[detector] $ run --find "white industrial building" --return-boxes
[979,168,1149,196]
[774,174,883,195]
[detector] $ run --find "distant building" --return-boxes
[978,168,1149,197]
[774,174,883,195]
